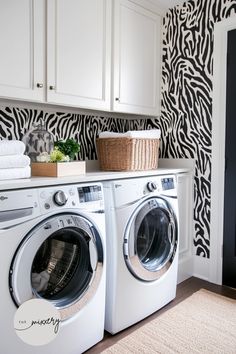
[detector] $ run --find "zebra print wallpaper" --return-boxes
[161,0,236,257]
[0,106,160,161]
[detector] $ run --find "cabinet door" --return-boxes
[177,173,193,283]
[0,0,45,102]
[113,0,161,116]
[47,0,111,111]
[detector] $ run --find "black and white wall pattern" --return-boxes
[161,0,236,258]
[0,106,160,160]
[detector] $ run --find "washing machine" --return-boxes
[0,182,106,354]
[103,175,179,334]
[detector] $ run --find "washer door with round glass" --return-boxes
[123,197,178,282]
[9,213,104,320]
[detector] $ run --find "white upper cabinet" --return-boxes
[112,0,161,116]
[0,0,161,115]
[0,0,45,101]
[47,0,111,110]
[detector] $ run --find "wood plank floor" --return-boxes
[85,277,236,354]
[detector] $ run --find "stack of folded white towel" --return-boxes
[0,140,31,180]
[99,129,161,139]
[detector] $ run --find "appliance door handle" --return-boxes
[168,220,175,250]
[89,238,98,270]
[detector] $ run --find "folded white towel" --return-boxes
[0,140,25,156]
[0,155,30,169]
[99,129,161,139]
[0,166,31,180]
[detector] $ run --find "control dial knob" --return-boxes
[147,181,157,192]
[53,190,68,206]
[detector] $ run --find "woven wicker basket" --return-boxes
[96,137,159,171]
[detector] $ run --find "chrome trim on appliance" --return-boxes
[0,207,33,223]
[116,195,149,210]
[159,194,177,199]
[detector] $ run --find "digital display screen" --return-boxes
[78,185,102,203]
[161,178,174,191]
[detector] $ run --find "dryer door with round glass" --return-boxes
[9,213,104,320]
[123,197,178,282]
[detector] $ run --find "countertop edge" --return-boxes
[0,167,193,191]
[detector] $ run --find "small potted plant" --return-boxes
[54,139,80,161]
[31,138,85,177]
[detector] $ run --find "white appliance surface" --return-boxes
[0,183,106,354]
[103,175,179,334]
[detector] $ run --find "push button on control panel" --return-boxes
[40,191,47,199]
[69,188,75,196]
[44,203,50,210]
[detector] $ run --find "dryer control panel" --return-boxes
[161,177,175,191]
[106,175,177,208]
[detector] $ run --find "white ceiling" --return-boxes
[147,0,187,11]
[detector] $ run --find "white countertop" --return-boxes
[0,165,192,191]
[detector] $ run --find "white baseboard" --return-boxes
[178,255,209,283]
[177,255,193,284]
[192,255,210,281]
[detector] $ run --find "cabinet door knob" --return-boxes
[36,83,43,88]
[115,97,120,101]
[49,85,55,90]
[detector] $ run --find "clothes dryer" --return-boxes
[0,183,106,354]
[103,175,178,334]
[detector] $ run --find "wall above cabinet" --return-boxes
[147,0,187,12]
[0,0,162,117]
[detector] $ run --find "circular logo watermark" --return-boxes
[14,299,61,346]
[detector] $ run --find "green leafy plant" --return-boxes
[54,139,80,161]
[50,148,69,162]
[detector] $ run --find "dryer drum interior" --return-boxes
[31,227,93,306]
[9,213,104,320]
[124,197,178,282]
[136,208,172,269]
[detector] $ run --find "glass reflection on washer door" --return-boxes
[135,207,172,271]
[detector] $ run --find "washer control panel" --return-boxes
[0,183,104,229]
[38,183,104,212]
